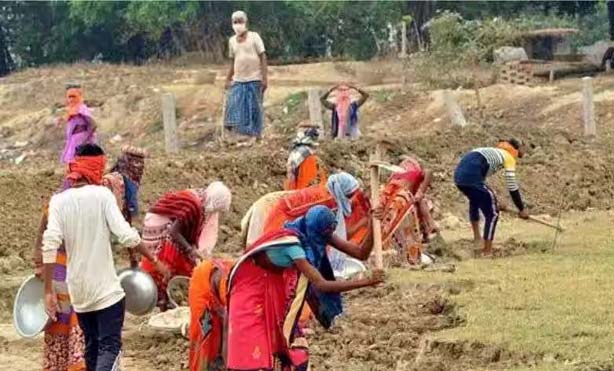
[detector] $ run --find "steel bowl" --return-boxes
[13,275,49,338]
[117,268,158,316]
[334,258,367,280]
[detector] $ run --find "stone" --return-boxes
[493,46,528,64]
[578,40,614,67]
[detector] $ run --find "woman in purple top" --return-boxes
[58,85,97,164]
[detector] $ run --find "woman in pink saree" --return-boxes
[226,205,384,370]
[58,85,97,164]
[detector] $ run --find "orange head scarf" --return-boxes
[65,87,84,120]
[496,140,519,158]
[66,155,106,186]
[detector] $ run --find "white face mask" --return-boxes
[232,23,246,35]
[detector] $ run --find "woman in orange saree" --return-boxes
[375,156,438,265]
[188,259,233,371]
[283,127,327,191]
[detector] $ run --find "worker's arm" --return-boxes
[259,52,268,92]
[502,153,528,217]
[41,197,63,321]
[103,189,171,275]
[168,219,204,261]
[33,211,47,277]
[354,86,370,107]
[320,87,336,110]
[253,32,268,92]
[225,59,235,90]
[329,217,375,261]
[414,169,433,201]
[294,259,384,293]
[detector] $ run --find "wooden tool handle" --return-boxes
[528,215,564,232]
[502,210,564,232]
[370,147,383,269]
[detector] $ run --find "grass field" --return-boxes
[393,210,614,370]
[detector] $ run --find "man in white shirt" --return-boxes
[224,10,268,142]
[42,144,169,371]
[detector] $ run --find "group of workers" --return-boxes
[32,9,531,371]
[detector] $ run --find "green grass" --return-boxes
[392,211,614,370]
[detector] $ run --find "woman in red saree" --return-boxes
[227,205,384,371]
[188,259,233,371]
[375,156,438,265]
[141,182,232,310]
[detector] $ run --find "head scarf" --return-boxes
[284,205,337,268]
[113,145,147,185]
[65,87,84,120]
[327,172,360,272]
[292,127,320,149]
[497,140,519,159]
[66,155,106,186]
[327,172,359,219]
[335,85,352,137]
[231,10,247,22]
[195,181,232,257]
[390,156,423,184]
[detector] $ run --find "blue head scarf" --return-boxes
[326,172,359,272]
[327,172,359,218]
[284,205,337,269]
[284,205,343,328]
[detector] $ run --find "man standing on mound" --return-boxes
[224,10,268,146]
[454,139,530,256]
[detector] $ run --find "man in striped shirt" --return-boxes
[454,139,529,256]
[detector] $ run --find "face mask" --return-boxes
[233,23,246,35]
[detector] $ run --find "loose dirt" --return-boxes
[3,60,614,370]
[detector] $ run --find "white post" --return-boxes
[549,69,555,83]
[443,90,467,127]
[582,77,596,137]
[606,63,612,73]
[162,93,179,153]
[400,21,408,58]
[307,88,323,131]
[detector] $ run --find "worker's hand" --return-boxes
[44,292,59,322]
[155,261,172,282]
[414,191,424,203]
[224,79,233,90]
[261,78,268,93]
[368,269,386,286]
[34,264,43,279]
[518,209,529,219]
[371,205,385,220]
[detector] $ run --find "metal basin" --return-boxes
[13,275,49,338]
[117,268,158,316]
[334,258,367,280]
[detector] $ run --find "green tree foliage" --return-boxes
[0,0,611,74]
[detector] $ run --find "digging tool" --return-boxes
[551,184,566,250]
[526,215,565,232]
[370,145,384,269]
[369,160,405,174]
[502,210,564,232]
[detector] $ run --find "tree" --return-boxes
[608,0,614,40]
